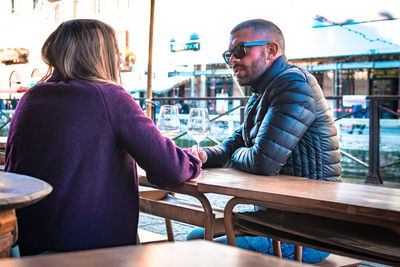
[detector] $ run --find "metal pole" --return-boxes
[240,98,246,124]
[334,66,338,114]
[146,0,155,118]
[398,66,400,113]
[366,98,383,184]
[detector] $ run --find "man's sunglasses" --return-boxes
[222,41,271,64]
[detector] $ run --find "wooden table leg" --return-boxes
[224,197,304,264]
[165,218,174,241]
[194,193,216,241]
[294,245,302,262]
[224,197,243,246]
[273,240,282,258]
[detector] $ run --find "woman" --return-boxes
[5,19,202,255]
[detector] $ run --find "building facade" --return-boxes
[0,0,136,98]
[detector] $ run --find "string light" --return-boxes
[313,17,400,48]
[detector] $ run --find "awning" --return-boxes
[122,72,190,95]
[129,78,190,95]
[0,86,29,94]
[288,19,400,60]
[0,48,29,65]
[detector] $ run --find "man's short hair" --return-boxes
[231,19,285,54]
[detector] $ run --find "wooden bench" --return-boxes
[230,207,399,266]
[139,190,225,241]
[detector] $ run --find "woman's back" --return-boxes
[5,19,201,254]
[5,77,200,252]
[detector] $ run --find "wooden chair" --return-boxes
[224,197,399,266]
[139,190,225,241]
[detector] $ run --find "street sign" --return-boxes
[170,41,200,52]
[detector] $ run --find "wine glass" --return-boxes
[187,108,210,152]
[156,105,180,139]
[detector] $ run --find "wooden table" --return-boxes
[0,240,310,267]
[142,168,400,233]
[0,172,52,257]
[195,168,400,265]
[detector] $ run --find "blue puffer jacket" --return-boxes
[204,56,341,181]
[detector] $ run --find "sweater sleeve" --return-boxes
[231,70,316,175]
[99,84,201,186]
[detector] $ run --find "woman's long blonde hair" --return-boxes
[40,19,121,84]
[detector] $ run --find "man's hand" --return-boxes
[188,146,208,164]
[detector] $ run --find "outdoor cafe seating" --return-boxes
[138,194,364,267]
[139,191,305,261]
[0,145,397,267]
[138,169,375,267]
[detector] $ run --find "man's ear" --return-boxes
[267,42,279,59]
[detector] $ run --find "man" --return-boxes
[189,19,341,263]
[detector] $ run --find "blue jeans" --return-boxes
[17,244,61,257]
[186,228,329,264]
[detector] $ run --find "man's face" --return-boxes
[228,28,270,86]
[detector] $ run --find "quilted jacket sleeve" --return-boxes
[231,70,316,175]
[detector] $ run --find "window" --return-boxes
[339,69,355,96]
[94,0,102,14]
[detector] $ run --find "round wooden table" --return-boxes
[0,172,52,257]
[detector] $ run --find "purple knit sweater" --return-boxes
[5,75,201,251]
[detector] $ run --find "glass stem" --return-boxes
[192,142,199,152]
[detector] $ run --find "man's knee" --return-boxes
[186,227,205,240]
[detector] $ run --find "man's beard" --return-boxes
[234,49,268,86]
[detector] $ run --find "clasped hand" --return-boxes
[187,146,207,165]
